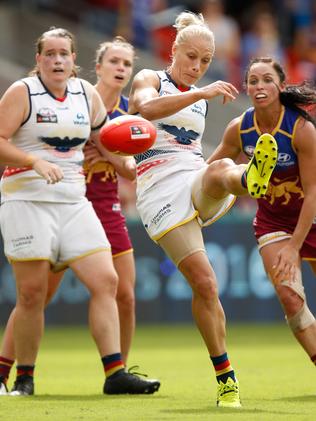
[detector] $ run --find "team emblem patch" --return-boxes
[36,107,57,123]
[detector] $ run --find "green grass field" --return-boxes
[1,323,316,420]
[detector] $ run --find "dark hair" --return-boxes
[29,27,79,77]
[244,57,316,127]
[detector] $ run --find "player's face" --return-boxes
[96,46,134,90]
[171,36,213,87]
[36,36,75,82]
[246,62,285,109]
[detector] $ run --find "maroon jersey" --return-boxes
[240,105,316,259]
[84,95,133,256]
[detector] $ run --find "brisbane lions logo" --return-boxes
[266,176,304,205]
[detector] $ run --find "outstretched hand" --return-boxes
[199,80,239,104]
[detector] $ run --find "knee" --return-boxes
[17,286,46,310]
[106,272,119,297]
[207,158,234,177]
[117,287,135,312]
[191,273,218,301]
[287,303,315,332]
[275,285,315,332]
[275,284,302,316]
[91,271,119,298]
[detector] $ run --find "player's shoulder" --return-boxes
[134,68,159,83]
[227,115,243,131]
[74,77,94,92]
[1,79,29,100]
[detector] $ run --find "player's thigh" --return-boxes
[69,250,118,295]
[259,239,292,276]
[158,218,205,267]
[12,260,50,298]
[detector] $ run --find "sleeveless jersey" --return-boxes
[240,105,308,235]
[1,76,106,203]
[135,70,208,192]
[134,71,226,239]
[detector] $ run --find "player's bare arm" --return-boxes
[206,118,242,164]
[129,69,204,120]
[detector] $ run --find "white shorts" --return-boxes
[137,167,235,241]
[0,199,110,271]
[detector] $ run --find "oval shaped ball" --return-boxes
[100,115,157,155]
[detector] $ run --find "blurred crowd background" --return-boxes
[26,0,316,86]
[0,0,316,219]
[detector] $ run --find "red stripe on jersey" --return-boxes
[3,166,32,177]
[137,158,169,176]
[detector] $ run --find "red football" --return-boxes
[99,115,157,155]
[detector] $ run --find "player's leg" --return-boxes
[260,240,316,357]
[113,251,136,365]
[9,260,50,396]
[70,251,160,394]
[0,271,64,394]
[158,220,241,407]
[307,261,316,365]
[0,309,14,395]
[101,208,136,366]
[200,133,277,204]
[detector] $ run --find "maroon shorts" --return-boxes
[254,219,316,260]
[92,199,133,256]
[85,170,133,257]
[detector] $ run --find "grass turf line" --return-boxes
[0,323,316,420]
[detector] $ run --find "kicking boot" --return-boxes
[10,375,34,396]
[246,133,278,198]
[104,368,160,395]
[217,377,241,408]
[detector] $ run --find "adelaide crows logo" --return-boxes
[159,123,199,145]
[39,136,86,152]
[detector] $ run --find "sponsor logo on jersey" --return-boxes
[112,203,121,212]
[160,90,173,96]
[73,112,89,126]
[244,145,255,158]
[277,152,291,163]
[36,107,57,123]
[191,103,205,117]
